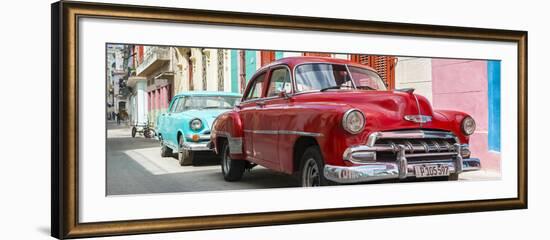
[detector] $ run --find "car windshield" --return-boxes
[294,63,387,92]
[183,96,241,110]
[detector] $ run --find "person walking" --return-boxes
[116,112,120,125]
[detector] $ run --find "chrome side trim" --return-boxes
[243,129,323,137]
[228,137,243,154]
[213,131,243,154]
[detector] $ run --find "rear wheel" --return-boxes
[178,135,194,166]
[299,146,332,187]
[131,127,137,138]
[221,140,245,181]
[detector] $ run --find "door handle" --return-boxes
[256,101,266,107]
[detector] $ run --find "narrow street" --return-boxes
[106,122,500,196]
[106,122,298,195]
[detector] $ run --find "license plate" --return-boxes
[414,164,449,178]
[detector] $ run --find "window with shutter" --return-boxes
[260,51,276,66]
[350,55,396,89]
[303,52,331,57]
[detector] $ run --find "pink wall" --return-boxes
[432,59,488,130]
[431,59,499,171]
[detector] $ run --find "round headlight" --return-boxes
[342,109,365,134]
[461,116,476,135]
[190,118,203,131]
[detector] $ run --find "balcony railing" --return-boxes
[136,47,170,76]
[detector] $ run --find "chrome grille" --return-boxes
[372,133,458,162]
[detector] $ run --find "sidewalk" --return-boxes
[107,120,131,130]
[460,169,501,181]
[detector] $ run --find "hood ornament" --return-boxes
[404,115,432,123]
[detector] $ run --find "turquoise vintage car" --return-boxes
[157,91,242,166]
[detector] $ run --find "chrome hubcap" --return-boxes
[302,158,320,187]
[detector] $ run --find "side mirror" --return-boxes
[278,90,290,99]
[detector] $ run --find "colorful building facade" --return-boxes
[118,44,501,171]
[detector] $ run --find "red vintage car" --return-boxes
[209,56,481,187]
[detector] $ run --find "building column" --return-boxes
[127,77,148,126]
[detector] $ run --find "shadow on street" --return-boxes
[107,127,298,195]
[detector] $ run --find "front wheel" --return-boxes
[178,136,194,166]
[221,141,245,181]
[160,138,173,157]
[131,127,137,138]
[299,146,332,187]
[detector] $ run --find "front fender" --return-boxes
[432,110,472,144]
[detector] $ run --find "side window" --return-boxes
[245,72,267,100]
[266,68,291,97]
[175,97,187,112]
[169,98,180,113]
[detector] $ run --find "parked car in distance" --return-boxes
[157,91,242,166]
[209,56,481,186]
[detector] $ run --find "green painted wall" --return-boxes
[245,50,257,82]
[230,50,239,93]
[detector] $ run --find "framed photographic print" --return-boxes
[51,1,527,239]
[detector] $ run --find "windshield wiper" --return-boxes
[319,85,342,92]
[357,86,376,90]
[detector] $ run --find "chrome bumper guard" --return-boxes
[180,142,211,152]
[179,134,212,152]
[324,130,482,184]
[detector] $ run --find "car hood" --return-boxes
[182,108,232,129]
[295,90,450,131]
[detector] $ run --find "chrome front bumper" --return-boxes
[180,142,211,152]
[180,134,212,152]
[324,158,481,183]
[324,130,481,184]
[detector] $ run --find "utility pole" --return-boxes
[239,50,246,93]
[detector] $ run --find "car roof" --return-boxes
[259,56,377,72]
[174,91,242,98]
